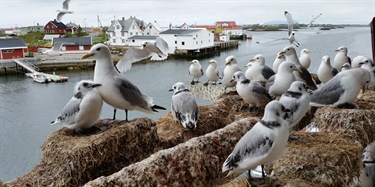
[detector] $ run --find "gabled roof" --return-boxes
[0,38,27,49]
[216,21,237,27]
[128,35,158,40]
[107,16,143,32]
[52,37,92,45]
[159,29,203,35]
[48,20,67,28]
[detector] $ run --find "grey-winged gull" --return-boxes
[317,55,338,84]
[116,37,169,72]
[359,141,375,187]
[56,0,73,22]
[285,11,300,47]
[299,49,311,69]
[244,54,275,84]
[280,46,317,90]
[169,82,199,130]
[204,59,220,85]
[268,61,302,98]
[81,44,166,121]
[221,100,290,180]
[359,58,375,90]
[231,71,272,114]
[352,55,366,68]
[51,80,103,133]
[310,68,370,108]
[279,81,310,131]
[188,59,204,85]
[333,46,351,71]
[272,52,286,73]
[222,55,242,91]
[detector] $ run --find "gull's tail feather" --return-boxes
[151,104,167,112]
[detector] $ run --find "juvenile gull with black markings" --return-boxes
[222,100,290,179]
[279,81,310,131]
[51,80,103,133]
[81,44,166,121]
[169,82,199,130]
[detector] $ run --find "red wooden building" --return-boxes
[44,19,68,35]
[52,37,92,51]
[0,38,27,59]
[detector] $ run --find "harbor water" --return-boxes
[0,27,372,181]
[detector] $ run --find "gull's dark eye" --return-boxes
[298,87,302,91]
[83,82,88,87]
[290,66,293,68]
[96,47,101,51]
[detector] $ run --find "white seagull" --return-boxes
[41,42,67,56]
[359,141,375,187]
[310,68,371,108]
[188,59,204,85]
[299,49,312,69]
[279,81,310,131]
[81,44,166,121]
[272,52,286,73]
[280,46,317,90]
[333,46,351,72]
[341,62,351,71]
[285,11,300,47]
[359,58,375,90]
[221,100,290,179]
[267,61,302,98]
[352,55,366,68]
[205,60,220,85]
[56,0,73,22]
[244,54,275,84]
[51,80,103,133]
[169,82,199,130]
[231,71,272,114]
[222,55,242,91]
[317,55,338,84]
[116,37,169,73]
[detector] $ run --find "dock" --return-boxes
[172,40,239,58]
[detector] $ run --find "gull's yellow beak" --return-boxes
[335,49,340,52]
[279,51,285,55]
[225,61,230,66]
[81,53,94,59]
[249,59,255,62]
[294,68,302,73]
[362,85,366,94]
[207,61,211,64]
[190,61,194,64]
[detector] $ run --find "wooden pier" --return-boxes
[172,40,239,58]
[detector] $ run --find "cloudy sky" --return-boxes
[0,0,374,28]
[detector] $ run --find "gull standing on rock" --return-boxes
[267,61,302,98]
[280,46,317,90]
[81,44,166,121]
[51,80,103,133]
[188,59,204,85]
[279,81,310,131]
[333,46,351,71]
[221,100,290,180]
[299,49,311,69]
[310,68,370,108]
[169,82,199,131]
[116,37,169,72]
[359,58,375,90]
[244,54,275,84]
[317,55,338,84]
[222,55,242,91]
[273,52,286,73]
[205,60,220,85]
[231,71,272,114]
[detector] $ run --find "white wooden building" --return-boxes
[106,16,144,46]
[143,21,172,36]
[159,28,214,53]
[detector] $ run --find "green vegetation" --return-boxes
[93,33,109,44]
[16,31,50,46]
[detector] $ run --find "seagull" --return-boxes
[188,59,204,85]
[280,46,317,90]
[285,11,300,47]
[333,46,351,72]
[41,42,67,56]
[360,141,375,187]
[267,61,302,98]
[299,49,312,69]
[56,0,73,23]
[352,55,367,68]
[341,62,351,71]
[169,82,199,130]
[81,44,166,121]
[317,55,338,84]
[51,80,103,133]
[359,58,375,90]
[272,52,286,73]
[204,60,220,85]
[221,100,290,180]
[116,37,169,73]
[231,71,272,114]
[279,81,310,131]
[244,54,275,84]
[222,55,242,91]
[310,68,371,108]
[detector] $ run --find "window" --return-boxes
[135,32,138,35]
[147,32,149,35]
[121,32,124,36]
[181,41,185,45]
[113,39,116,43]
[116,25,120,29]
[132,39,135,43]
[2,49,14,53]
[113,32,116,36]
[132,25,135,29]
[149,26,152,29]
[79,46,84,50]
[130,32,132,35]
[47,25,49,28]
[61,46,66,51]
[196,41,198,44]
[175,41,177,44]
[122,39,126,43]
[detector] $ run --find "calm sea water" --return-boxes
[0,27,371,181]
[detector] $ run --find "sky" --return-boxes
[0,0,374,28]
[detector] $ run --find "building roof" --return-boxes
[0,38,27,49]
[159,29,203,35]
[195,25,216,29]
[48,20,67,28]
[216,21,237,27]
[52,37,92,45]
[108,16,144,32]
[128,35,158,40]
[43,34,61,40]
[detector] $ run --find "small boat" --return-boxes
[31,73,51,83]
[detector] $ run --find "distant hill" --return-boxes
[264,20,299,25]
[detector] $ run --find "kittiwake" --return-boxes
[341,62,351,71]
[268,61,302,98]
[273,52,286,73]
[244,54,275,84]
[81,44,166,121]
[299,49,311,69]
[333,46,351,71]
[352,55,366,68]
[359,141,375,187]
[188,59,204,85]
[359,58,375,90]
[169,82,199,130]
[285,11,300,47]
[317,55,338,84]
[222,55,242,90]
[51,80,103,133]
[205,59,220,85]
[56,0,73,22]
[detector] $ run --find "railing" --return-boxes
[12,56,39,73]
